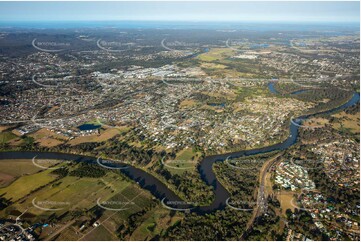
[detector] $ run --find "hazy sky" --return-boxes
[0,1,359,23]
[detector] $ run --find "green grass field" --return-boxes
[0,159,44,177]
[0,159,168,240]
[0,159,49,188]
[1,172,134,217]
[197,48,234,62]
[176,148,197,160]
[62,178,155,241]
[164,148,201,175]
[130,207,184,240]
[0,131,17,144]
[0,168,57,202]
[0,158,158,241]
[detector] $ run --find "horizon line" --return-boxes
[0,19,359,23]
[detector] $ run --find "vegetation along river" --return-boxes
[0,86,359,214]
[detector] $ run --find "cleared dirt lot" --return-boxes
[29,128,68,147]
[67,127,125,146]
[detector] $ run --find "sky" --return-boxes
[0,1,359,23]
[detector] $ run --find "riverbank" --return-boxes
[0,92,359,214]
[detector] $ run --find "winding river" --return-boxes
[0,87,359,214]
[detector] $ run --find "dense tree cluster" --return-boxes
[69,163,106,178]
[150,161,214,204]
[162,209,250,240]
[50,167,69,178]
